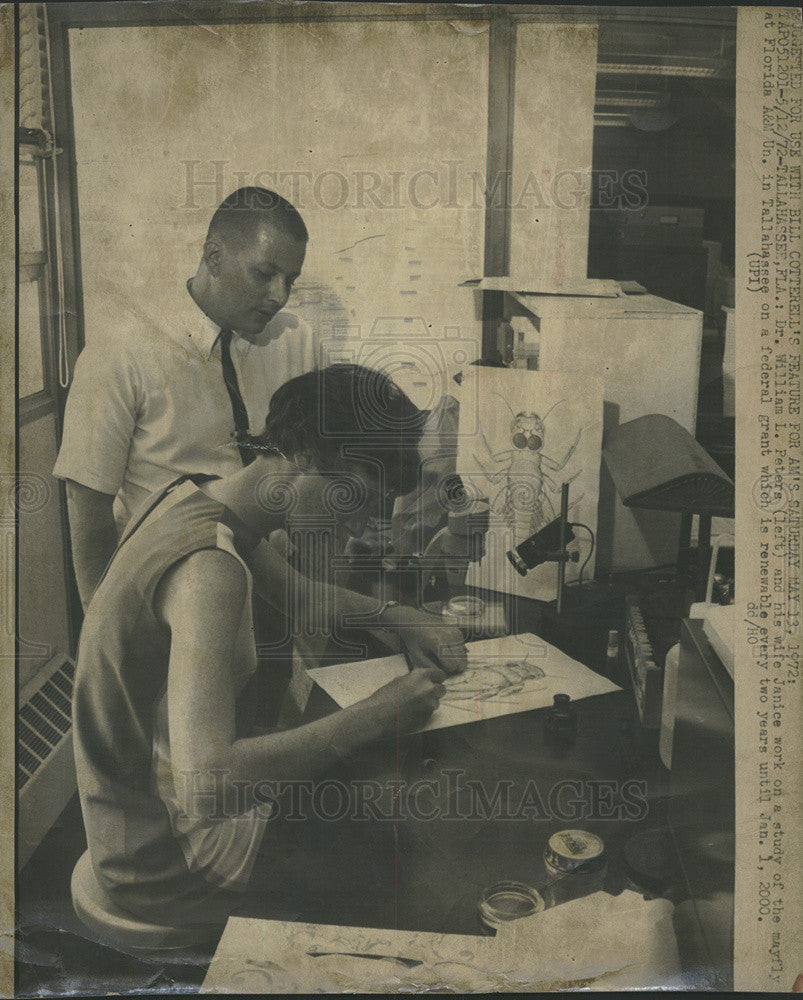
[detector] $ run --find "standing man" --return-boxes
[54,187,313,609]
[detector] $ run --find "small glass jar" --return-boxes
[442,594,485,624]
[478,880,545,934]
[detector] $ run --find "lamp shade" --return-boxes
[602,414,734,517]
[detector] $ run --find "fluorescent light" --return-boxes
[596,91,665,108]
[598,58,732,79]
[593,113,633,128]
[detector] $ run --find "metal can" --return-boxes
[542,829,607,905]
[544,829,606,876]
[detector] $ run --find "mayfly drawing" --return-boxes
[443,659,547,705]
[473,393,584,542]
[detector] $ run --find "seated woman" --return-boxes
[72,363,467,937]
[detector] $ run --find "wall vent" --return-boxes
[18,653,77,870]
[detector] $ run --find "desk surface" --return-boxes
[306,689,667,934]
[203,678,678,991]
[241,590,672,937]
[199,590,728,992]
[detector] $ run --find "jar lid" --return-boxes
[544,829,606,876]
[478,881,544,931]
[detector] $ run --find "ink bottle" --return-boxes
[545,693,577,746]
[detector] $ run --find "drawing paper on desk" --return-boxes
[308,633,620,731]
[202,917,499,994]
[201,895,678,993]
[456,368,604,602]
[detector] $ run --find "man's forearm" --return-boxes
[65,481,118,609]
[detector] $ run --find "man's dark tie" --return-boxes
[218,329,255,467]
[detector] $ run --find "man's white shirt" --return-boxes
[53,285,316,532]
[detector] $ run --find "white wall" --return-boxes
[509,23,598,289]
[68,20,490,392]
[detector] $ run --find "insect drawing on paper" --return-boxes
[443,658,547,707]
[473,393,584,543]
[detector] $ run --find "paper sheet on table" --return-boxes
[201,917,500,994]
[493,890,683,991]
[201,892,681,993]
[460,276,622,297]
[307,633,619,731]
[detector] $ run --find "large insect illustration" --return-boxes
[443,658,547,705]
[473,393,584,542]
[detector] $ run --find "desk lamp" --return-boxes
[602,414,735,602]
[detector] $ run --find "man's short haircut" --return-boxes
[260,364,425,497]
[207,187,308,245]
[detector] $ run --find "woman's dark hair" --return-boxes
[259,364,425,496]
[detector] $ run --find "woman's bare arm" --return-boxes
[248,537,467,675]
[157,548,446,819]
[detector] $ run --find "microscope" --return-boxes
[378,490,502,637]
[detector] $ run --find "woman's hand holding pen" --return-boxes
[364,666,448,734]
